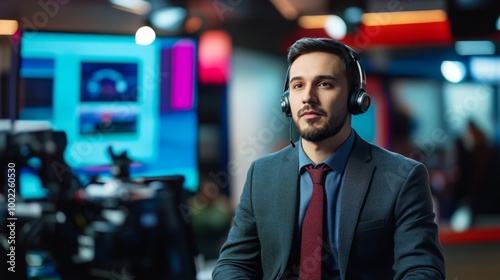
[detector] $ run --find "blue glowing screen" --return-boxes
[18,30,199,192]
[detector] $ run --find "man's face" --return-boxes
[288,52,350,142]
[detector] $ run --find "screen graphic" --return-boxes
[17,31,199,191]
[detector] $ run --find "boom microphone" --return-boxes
[289,118,296,148]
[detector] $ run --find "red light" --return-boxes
[199,30,232,85]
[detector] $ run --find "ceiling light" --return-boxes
[441,61,466,83]
[298,14,347,39]
[455,41,495,56]
[150,7,187,32]
[298,15,328,29]
[109,0,151,15]
[362,10,447,26]
[0,20,18,35]
[470,57,500,83]
[135,26,156,45]
[344,6,363,25]
[324,15,347,39]
[185,16,203,33]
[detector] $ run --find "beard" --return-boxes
[295,104,348,142]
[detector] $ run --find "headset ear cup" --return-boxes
[281,90,291,118]
[358,91,371,114]
[349,88,371,115]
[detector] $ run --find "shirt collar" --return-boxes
[298,129,355,173]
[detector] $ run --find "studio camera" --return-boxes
[0,120,197,280]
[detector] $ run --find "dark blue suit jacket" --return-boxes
[213,133,445,279]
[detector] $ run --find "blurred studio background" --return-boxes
[1,0,500,279]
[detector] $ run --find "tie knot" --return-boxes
[305,164,331,185]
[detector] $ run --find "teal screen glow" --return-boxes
[18,30,199,191]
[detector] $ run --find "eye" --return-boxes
[292,82,304,90]
[318,82,333,88]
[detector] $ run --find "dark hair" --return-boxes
[286,37,358,93]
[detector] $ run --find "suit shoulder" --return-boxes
[252,144,295,167]
[368,142,424,171]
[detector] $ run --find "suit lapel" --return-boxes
[276,147,300,275]
[338,135,375,278]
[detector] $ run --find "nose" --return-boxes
[301,85,316,104]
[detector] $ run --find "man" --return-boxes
[212,37,445,279]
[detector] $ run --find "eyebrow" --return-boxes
[289,75,338,84]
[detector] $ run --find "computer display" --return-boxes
[17,30,199,191]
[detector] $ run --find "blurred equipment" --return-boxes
[0,121,197,280]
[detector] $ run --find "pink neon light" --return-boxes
[199,30,231,84]
[172,40,195,110]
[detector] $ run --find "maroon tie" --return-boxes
[299,164,331,280]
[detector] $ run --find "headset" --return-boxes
[280,43,371,118]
